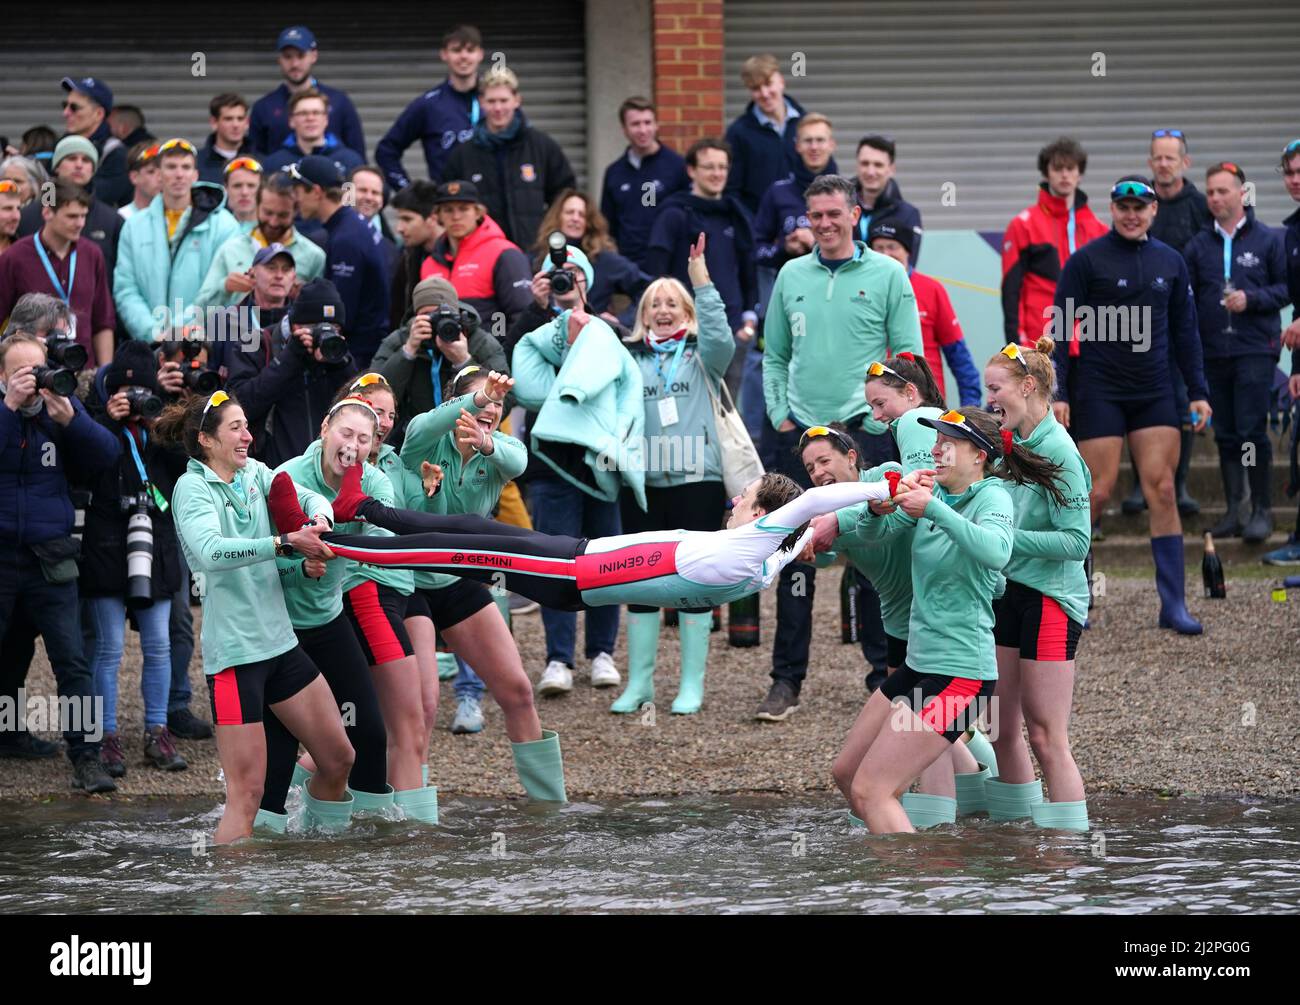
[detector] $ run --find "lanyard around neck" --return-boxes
[35,234,75,302]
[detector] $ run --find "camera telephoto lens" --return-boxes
[46,334,89,372]
[32,365,78,397]
[311,323,348,364]
[124,386,164,418]
[184,365,221,394]
[432,306,463,342]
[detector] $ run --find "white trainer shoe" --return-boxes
[589,651,621,688]
[537,660,574,696]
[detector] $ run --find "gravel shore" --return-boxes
[2,572,1296,803]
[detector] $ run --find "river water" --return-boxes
[1,794,1296,914]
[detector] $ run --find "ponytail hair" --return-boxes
[960,407,1068,508]
[987,336,1057,401]
[864,351,944,408]
[153,390,241,461]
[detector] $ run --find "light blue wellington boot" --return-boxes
[493,591,512,632]
[900,792,957,829]
[670,611,712,715]
[302,784,355,833]
[253,808,288,835]
[394,785,439,824]
[984,778,1043,821]
[610,611,659,713]
[955,768,991,814]
[965,729,999,776]
[437,652,458,680]
[348,784,396,818]
[290,761,313,790]
[847,811,866,828]
[1030,799,1090,831]
[510,729,567,802]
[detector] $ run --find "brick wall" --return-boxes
[652,0,726,152]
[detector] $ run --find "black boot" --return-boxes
[1176,428,1200,516]
[1120,461,1147,514]
[1242,452,1274,544]
[1209,456,1245,538]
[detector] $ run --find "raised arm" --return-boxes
[757,479,893,532]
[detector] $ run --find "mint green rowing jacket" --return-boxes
[762,242,923,436]
[1001,411,1092,625]
[172,457,333,673]
[851,477,1014,681]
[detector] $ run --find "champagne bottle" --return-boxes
[1202,532,1226,598]
[840,565,859,644]
[711,606,722,632]
[727,593,760,647]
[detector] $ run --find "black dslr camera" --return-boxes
[175,339,221,394]
[309,322,348,363]
[46,329,88,372]
[546,231,575,294]
[32,364,77,396]
[123,386,163,418]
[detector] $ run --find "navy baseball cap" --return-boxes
[276,26,317,52]
[251,243,295,268]
[432,179,482,205]
[61,76,113,110]
[289,155,345,188]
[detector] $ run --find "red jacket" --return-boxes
[909,270,963,399]
[418,214,534,328]
[1001,184,1106,348]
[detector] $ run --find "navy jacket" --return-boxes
[89,119,131,208]
[599,144,690,269]
[1285,207,1300,322]
[322,206,392,366]
[1184,209,1289,360]
[375,79,478,190]
[1149,180,1211,256]
[753,159,840,270]
[262,135,364,176]
[226,314,359,470]
[643,191,758,331]
[587,249,652,324]
[724,95,808,216]
[854,179,925,265]
[196,133,263,185]
[1053,230,1208,404]
[0,394,120,546]
[250,81,365,163]
[442,113,577,249]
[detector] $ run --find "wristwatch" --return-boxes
[274,535,296,558]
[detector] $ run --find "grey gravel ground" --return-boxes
[2,573,1295,803]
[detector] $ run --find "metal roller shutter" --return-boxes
[724,0,1300,230]
[0,1,587,188]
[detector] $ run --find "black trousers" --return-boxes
[769,421,895,692]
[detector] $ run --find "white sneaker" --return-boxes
[537,660,573,696]
[590,651,621,688]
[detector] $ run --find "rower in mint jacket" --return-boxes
[763,241,923,436]
[1000,410,1091,625]
[850,477,1014,681]
[171,457,333,673]
[274,441,413,629]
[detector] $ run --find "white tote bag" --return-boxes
[701,366,764,497]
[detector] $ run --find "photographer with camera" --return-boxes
[205,241,300,378]
[0,332,120,788]
[81,341,189,776]
[227,277,358,468]
[370,276,506,445]
[0,180,116,367]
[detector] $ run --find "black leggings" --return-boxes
[327,500,588,612]
[619,481,726,613]
[259,612,389,814]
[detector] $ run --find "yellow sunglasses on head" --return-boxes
[202,389,229,418]
[158,138,198,158]
[999,343,1030,372]
[224,156,263,176]
[349,372,390,393]
[866,360,902,380]
[800,424,855,452]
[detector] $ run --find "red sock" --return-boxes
[331,461,369,524]
[268,472,310,534]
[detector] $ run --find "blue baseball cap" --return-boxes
[276,26,317,52]
[61,76,113,111]
[289,155,345,188]
[251,243,295,268]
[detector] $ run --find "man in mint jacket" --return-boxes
[113,140,241,340]
[756,173,923,722]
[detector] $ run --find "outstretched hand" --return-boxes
[566,306,592,344]
[687,232,710,288]
[479,370,514,404]
[809,513,839,554]
[420,461,444,497]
